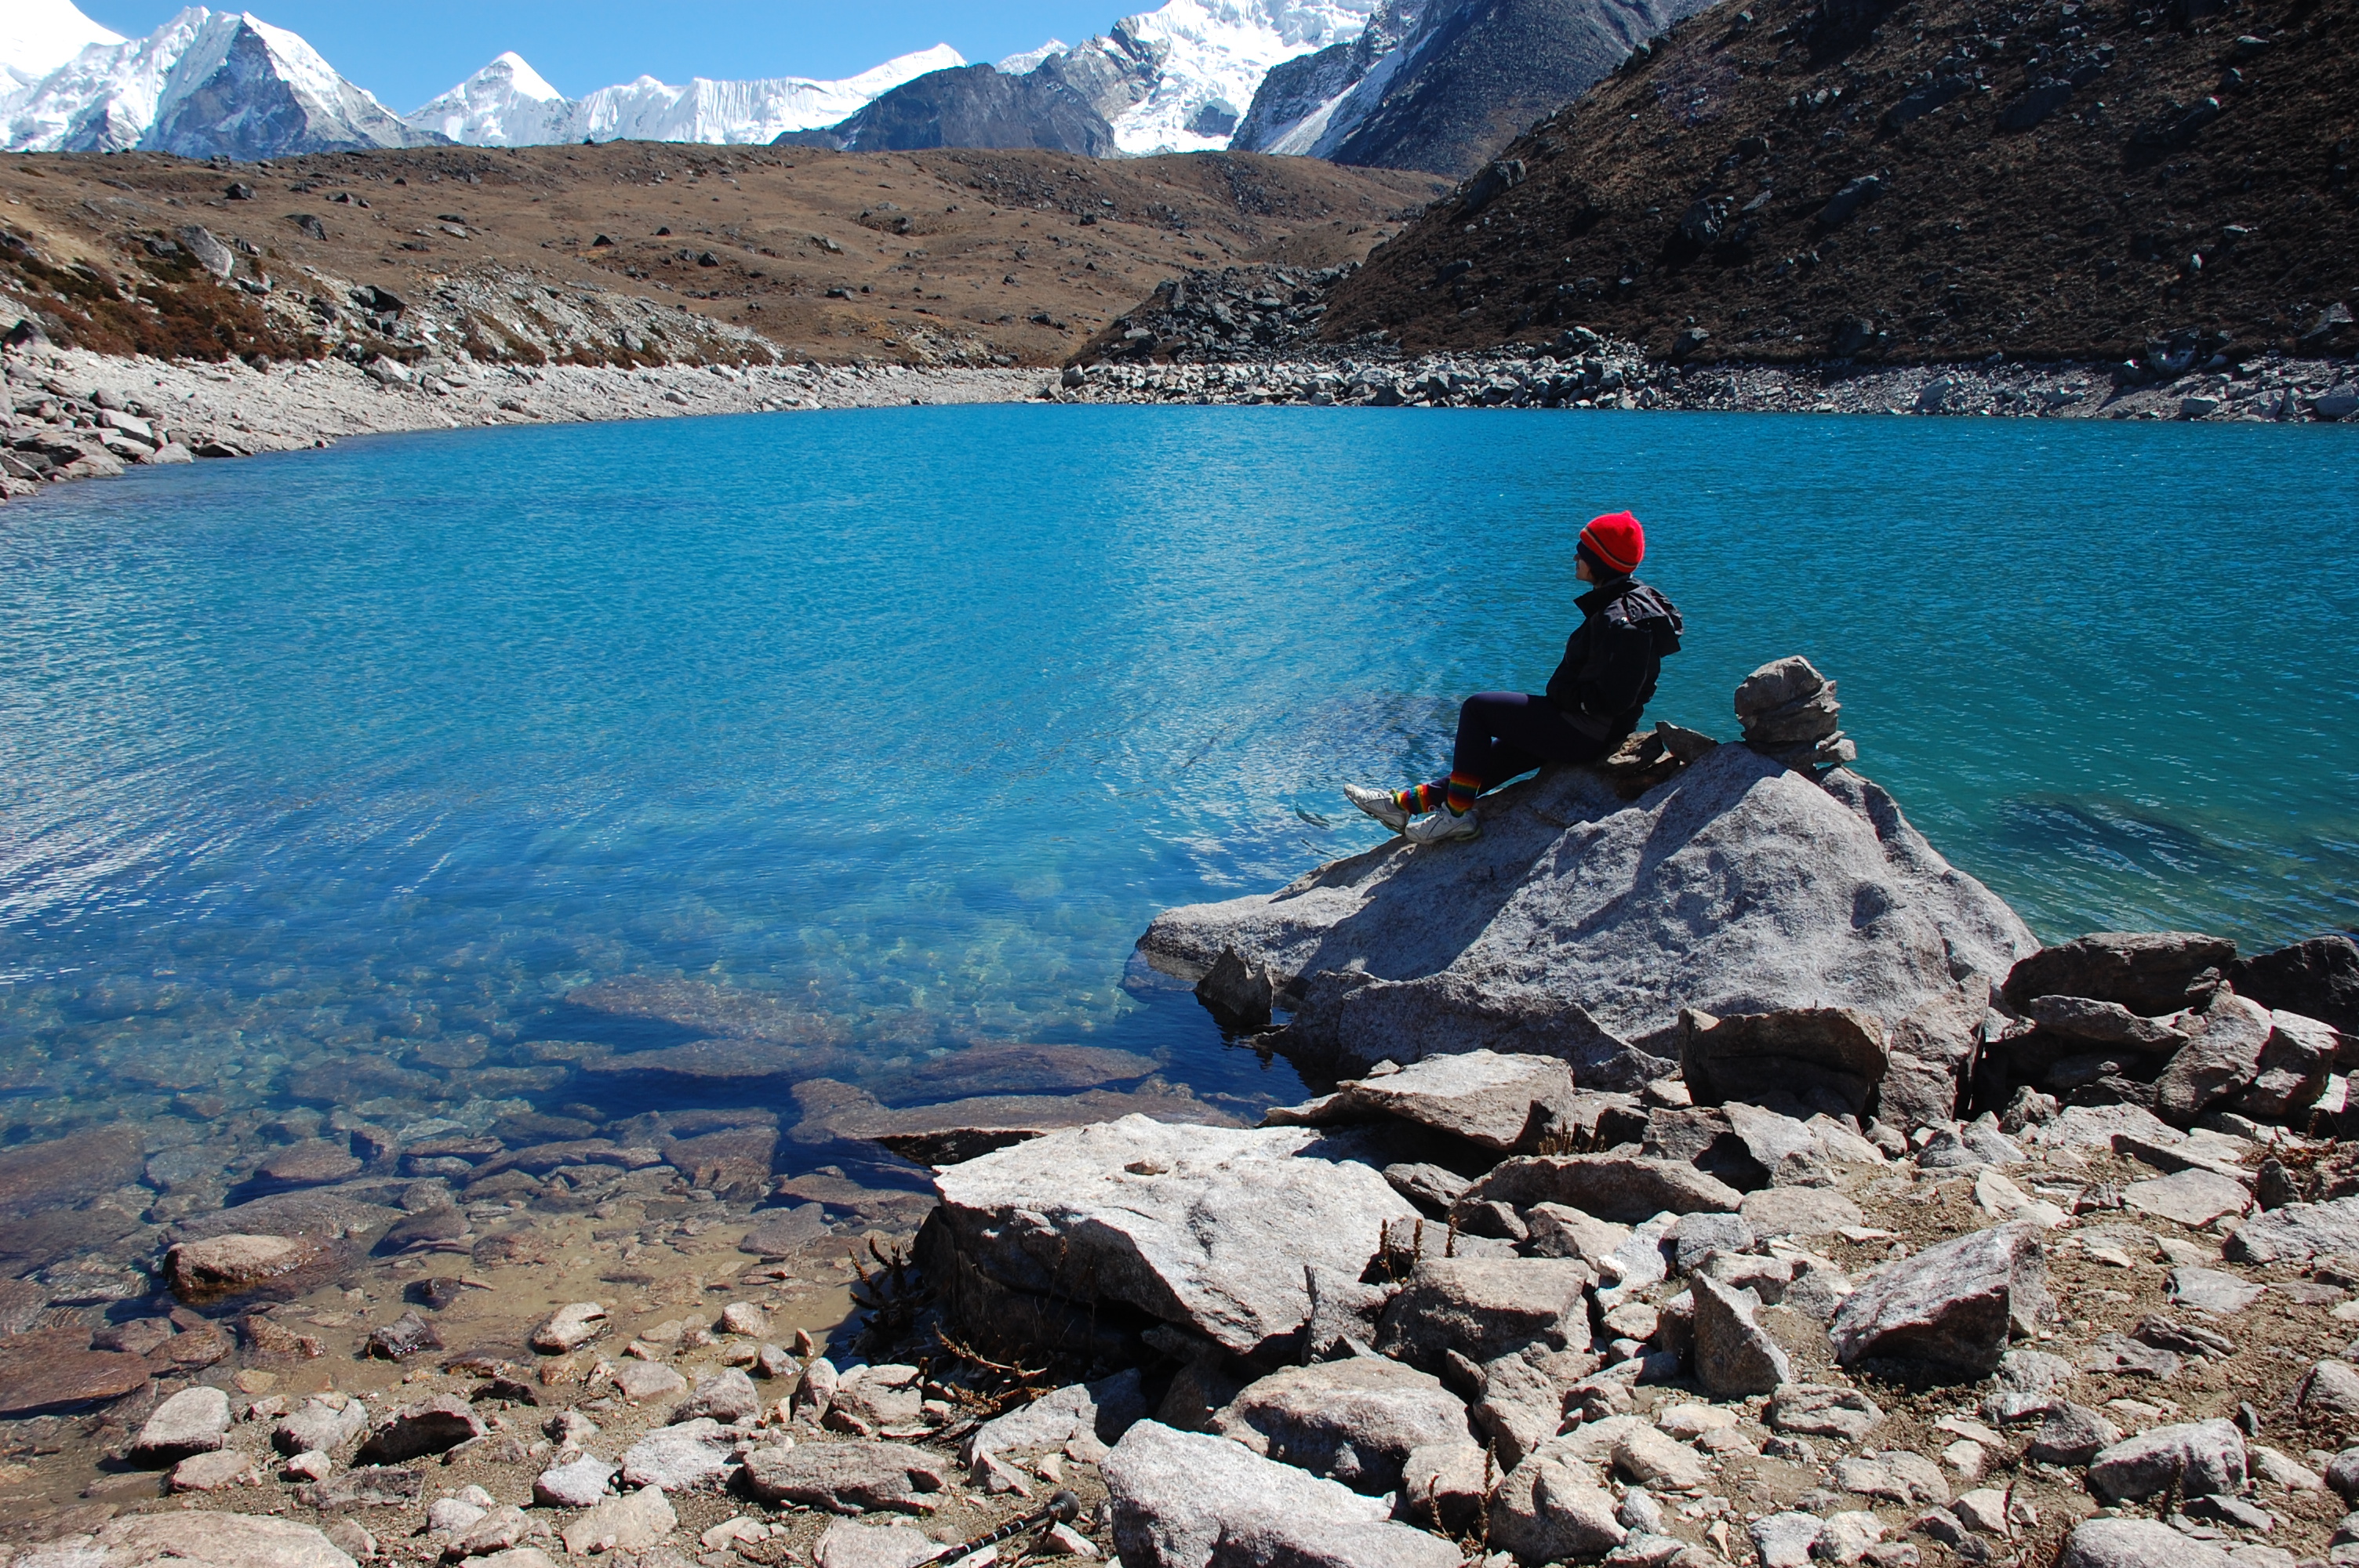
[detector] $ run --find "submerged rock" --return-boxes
[1138,747,2030,1085]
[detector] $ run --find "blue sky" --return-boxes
[78,2,1125,111]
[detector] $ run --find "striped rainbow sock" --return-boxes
[1394,781,1446,815]
[1444,771,1481,815]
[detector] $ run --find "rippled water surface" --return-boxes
[2,405,2355,1143]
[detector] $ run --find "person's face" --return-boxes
[1576,555,1595,583]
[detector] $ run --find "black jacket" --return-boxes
[1545,577,1684,739]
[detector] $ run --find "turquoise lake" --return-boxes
[1,405,2354,1138]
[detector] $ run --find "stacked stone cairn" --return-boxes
[1736,655,1856,769]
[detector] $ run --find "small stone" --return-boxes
[1616,1423,1710,1490]
[2062,1519,2239,1568]
[2300,1360,2359,1420]
[2088,1419,2247,1502]
[1954,1490,2010,1535]
[164,1232,329,1304]
[131,1384,231,1463]
[2123,1169,2252,1228]
[620,1417,736,1490]
[742,1439,952,1514]
[720,1301,769,1338]
[2250,1444,2324,1490]
[1691,1272,1790,1396]
[812,1519,941,1568]
[1768,1384,1885,1442]
[1830,1222,2050,1377]
[2027,1403,2121,1465]
[612,1359,689,1401]
[1754,1512,1827,1568]
[1835,1450,1950,1505]
[1816,1511,1888,1564]
[365,1309,443,1359]
[168,1447,260,1491]
[530,1301,606,1352]
[561,1485,677,1556]
[355,1393,485,1464]
[675,1366,761,1423]
[533,1454,618,1507]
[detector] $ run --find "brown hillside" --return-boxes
[0,141,1440,367]
[1323,0,2359,365]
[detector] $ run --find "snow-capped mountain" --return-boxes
[1234,0,1719,174]
[411,43,964,148]
[1027,0,1390,155]
[405,50,570,147]
[2,7,440,155]
[2,0,121,93]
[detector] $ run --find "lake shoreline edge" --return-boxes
[8,336,2354,507]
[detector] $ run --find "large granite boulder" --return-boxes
[20,1512,357,1567]
[928,1116,1416,1363]
[1679,1007,1888,1120]
[1458,1154,1743,1222]
[1266,1051,1576,1152]
[1830,1222,2050,1377]
[2001,932,2237,1016]
[1103,1420,1460,1568]
[2226,1196,2359,1264]
[1209,1357,1471,1494]
[1136,747,2031,1086]
[1876,983,1986,1132]
[2227,935,2359,1036]
[2152,994,2274,1126]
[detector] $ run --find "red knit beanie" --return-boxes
[1579,510,1645,575]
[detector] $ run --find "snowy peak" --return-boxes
[141,10,440,158]
[412,41,963,147]
[1097,0,1386,152]
[407,49,570,147]
[3,6,213,154]
[1,0,122,91]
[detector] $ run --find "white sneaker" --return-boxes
[1343,783,1411,833]
[1402,806,1479,844]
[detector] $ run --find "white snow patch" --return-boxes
[0,0,122,92]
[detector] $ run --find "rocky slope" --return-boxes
[1258,0,1727,176]
[1320,0,2359,365]
[0,142,1438,372]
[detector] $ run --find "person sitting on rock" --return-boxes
[1345,510,1682,844]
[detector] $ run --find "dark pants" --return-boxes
[1448,691,1618,789]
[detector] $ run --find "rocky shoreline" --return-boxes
[1051,334,2359,423]
[4,655,2359,1568]
[0,343,1039,503]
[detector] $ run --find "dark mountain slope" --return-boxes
[777,64,1115,157]
[1324,0,2359,364]
[1325,0,1721,176]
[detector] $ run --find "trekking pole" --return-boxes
[921,1490,1083,1564]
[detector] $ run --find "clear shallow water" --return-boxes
[1,405,2355,1142]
